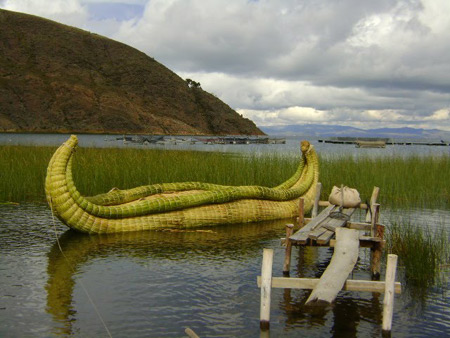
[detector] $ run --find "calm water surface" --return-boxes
[1,204,449,337]
[1,132,450,158]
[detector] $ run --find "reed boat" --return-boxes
[45,135,319,234]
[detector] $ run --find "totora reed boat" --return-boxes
[45,135,319,234]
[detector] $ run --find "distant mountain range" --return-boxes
[260,124,450,140]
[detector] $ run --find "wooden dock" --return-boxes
[257,183,401,333]
[319,137,450,146]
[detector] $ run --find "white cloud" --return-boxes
[2,0,89,26]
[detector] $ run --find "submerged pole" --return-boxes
[260,248,273,330]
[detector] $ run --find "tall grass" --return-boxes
[0,145,448,210]
[385,220,449,289]
[319,155,450,209]
[71,147,297,197]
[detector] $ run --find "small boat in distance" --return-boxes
[355,140,386,148]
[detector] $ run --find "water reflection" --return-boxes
[44,220,290,336]
[1,203,449,337]
[277,246,384,338]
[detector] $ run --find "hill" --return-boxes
[0,9,263,135]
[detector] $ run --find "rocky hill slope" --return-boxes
[0,9,263,135]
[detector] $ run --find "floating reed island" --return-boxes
[45,135,319,234]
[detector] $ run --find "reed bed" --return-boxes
[0,145,448,210]
[1,144,449,290]
[385,220,449,289]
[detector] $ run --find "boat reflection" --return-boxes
[45,220,290,334]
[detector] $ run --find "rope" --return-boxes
[49,201,113,338]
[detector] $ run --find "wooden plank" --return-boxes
[330,237,385,248]
[306,228,360,304]
[260,249,273,330]
[257,277,401,294]
[316,230,335,245]
[289,205,335,244]
[319,200,369,210]
[315,208,356,244]
[308,227,328,240]
[383,254,398,332]
[347,222,373,231]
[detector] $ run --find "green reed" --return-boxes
[0,145,448,210]
[319,155,450,209]
[71,147,297,197]
[385,220,449,290]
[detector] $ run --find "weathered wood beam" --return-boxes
[257,277,402,294]
[306,228,360,305]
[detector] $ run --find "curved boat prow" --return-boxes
[45,135,319,233]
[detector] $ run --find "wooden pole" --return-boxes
[370,203,380,237]
[382,254,398,332]
[260,248,273,330]
[366,187,380,223]
[306,228,360,305]
[283,224,295,276]
[298,198,305,227]
[311,183,322,218]
[371,224,385,279]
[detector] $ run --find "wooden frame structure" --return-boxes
[258,249,400,332]
[283,184,384,279]
[257,183,401,333]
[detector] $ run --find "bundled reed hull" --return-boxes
[45,135,319,234]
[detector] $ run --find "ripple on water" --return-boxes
[1,203,450,337]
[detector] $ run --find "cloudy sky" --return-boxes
[2,0,450,131]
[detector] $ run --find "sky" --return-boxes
[1,0,450,131]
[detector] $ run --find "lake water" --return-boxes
[1,133,449,337]
[1,132,450,159]
[1,204,449,337]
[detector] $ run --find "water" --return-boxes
[1,132,449,158]
[1,204,449,337]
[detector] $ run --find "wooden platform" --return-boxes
[283,184,385,279]
[263,184,400,333]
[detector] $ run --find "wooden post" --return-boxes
[283,224,295,276]
[382,254,398,332]
[298,198,305,227]
[311,183,322,218]
[260,248,273,330]
[371,224,385,279]
[366,187,380,223]
[370,203,380,237]
[306,228,360,305]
